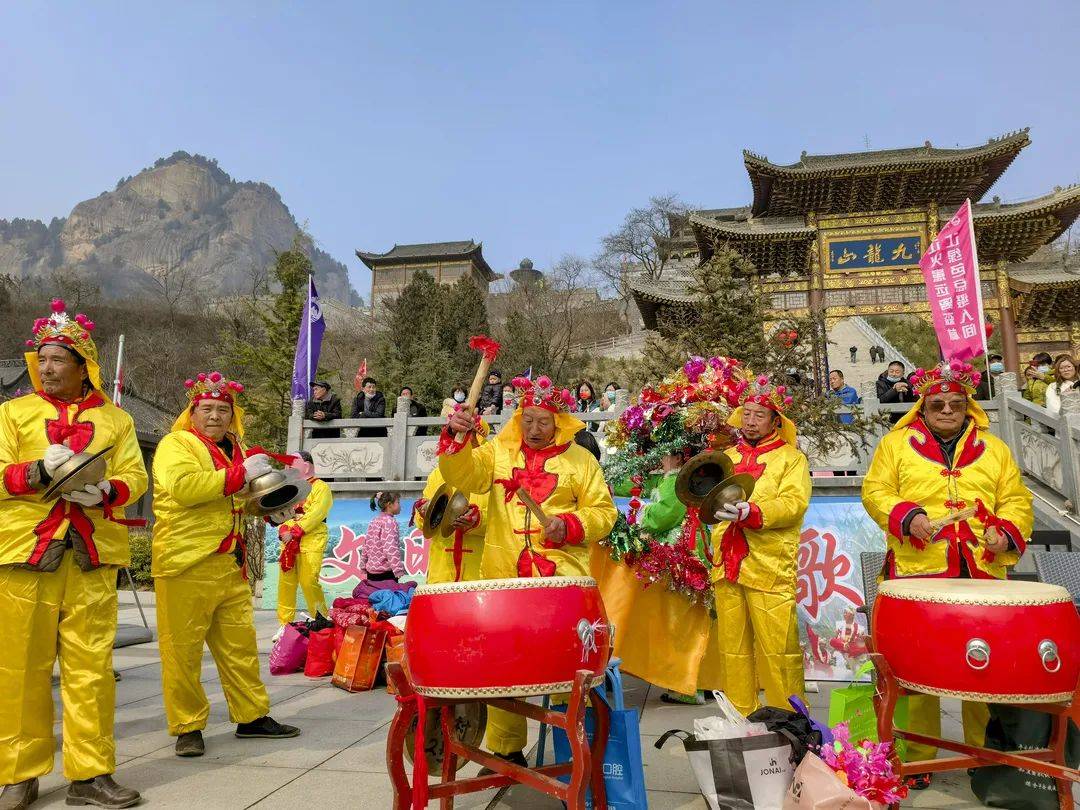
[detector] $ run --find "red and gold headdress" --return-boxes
[894,360,988,432]
[511,375,576,414]
[909,361,981,398]
[496,375,585,450]
[727,373,798,446]
[172,371,247,437]
[24,298,103,392]
[733,374,794,414]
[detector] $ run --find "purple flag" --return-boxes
[291,276,325,399]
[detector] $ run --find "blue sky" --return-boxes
[2,1,1078,300]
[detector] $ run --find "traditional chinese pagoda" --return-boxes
[357,240,499,319]
[631,129,1080,372]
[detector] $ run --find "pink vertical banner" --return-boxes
[919,199,987,362]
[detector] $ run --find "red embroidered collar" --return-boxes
[733,433,785,479]
[189,428,243,470]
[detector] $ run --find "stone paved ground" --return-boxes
[28,592,994,808]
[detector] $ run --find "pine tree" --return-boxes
[220,235,311,449]
[627,246,882,455]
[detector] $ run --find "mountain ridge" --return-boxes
[0,150,359,306]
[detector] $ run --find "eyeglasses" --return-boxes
[925,399,966,414]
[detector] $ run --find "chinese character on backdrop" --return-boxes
[836,247,857,266]
[864,243,883,264]
[891,243,913,261]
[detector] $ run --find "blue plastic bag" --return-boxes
[550,663,648,809]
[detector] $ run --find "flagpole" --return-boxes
[305,275,313,400]
[112,334,125,406]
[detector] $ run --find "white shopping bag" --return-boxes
[693,690,769,741]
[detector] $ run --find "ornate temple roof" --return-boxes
[356,240,497,280]
[968,185,1080,263]
[744,129,1030,217]
[1008,252,1080,324]
[689,212,814,275]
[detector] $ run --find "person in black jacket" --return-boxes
[876,361,917,424]
[351,377,387,437]
[305,380,342,438]
[477,369,503,415]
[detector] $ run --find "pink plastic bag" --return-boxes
[783,753,885,810]
[269,624,309,675]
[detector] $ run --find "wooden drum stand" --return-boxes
[385,663,610,810]
[871,652,1080,810]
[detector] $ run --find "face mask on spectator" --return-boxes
[1038,364,1051,374]
[453,391,466,403]
[886,374,902,383]
[989,362,1004,374]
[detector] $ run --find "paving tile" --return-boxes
[32,760,306,809]
[269,681,398,723]
[143,717,383,769]
[249,768,397,807]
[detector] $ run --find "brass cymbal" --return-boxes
[699,473,758,526]
[243,467,312,517]
[674,451,733,507]
[422,482,471,540]
[42,445,114,501]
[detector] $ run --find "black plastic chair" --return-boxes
[1033,552,1080,606]
[858,550,887,621]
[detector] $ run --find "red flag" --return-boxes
[354,358,368,391]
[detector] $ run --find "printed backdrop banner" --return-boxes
[262,495,884,681]
[919,199,988,362]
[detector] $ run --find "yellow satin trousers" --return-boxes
[0,552,118,783]
[714,580,805,717]
[155,554,270,735]
[276,550,327,625]
[904,696,988,762]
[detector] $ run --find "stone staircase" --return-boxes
[826,316,916,393]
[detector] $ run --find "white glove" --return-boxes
[268,507,297,525]
[714,501,752,524]
[42,444,75,476]
[63,483,105,507]
[243,454,273,481]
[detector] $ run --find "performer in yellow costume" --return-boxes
[862,360,1032,789]
[709,376,810,717]
[415,465,486,584]
[274,451,333,627]
[0,299,146,809]
[152,371,300,759]
[442,374,618,765]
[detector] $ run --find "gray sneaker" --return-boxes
[175,730,205,757]
[65,775,140,808]
[0,779,38,810]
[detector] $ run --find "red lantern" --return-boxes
[985,321,994,338]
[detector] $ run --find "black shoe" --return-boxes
[905,772,932,790]
[0,779,38,810]
[175,730,205,758]
[478,750,529,776]
[65,775,140,808]
[235,716,301,739]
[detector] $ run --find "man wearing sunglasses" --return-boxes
[862,359,1032,789]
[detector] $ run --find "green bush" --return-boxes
[126,529,154,589]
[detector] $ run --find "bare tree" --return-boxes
[595,193,690,324]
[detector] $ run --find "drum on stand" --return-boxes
[872,578,1080,703]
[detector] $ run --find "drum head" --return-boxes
[404,702,487,772]
[878,578,1072,606]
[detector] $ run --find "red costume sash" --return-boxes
[717,435,784,582]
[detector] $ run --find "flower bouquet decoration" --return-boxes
[816,722,908,807]
[601,356,744,604]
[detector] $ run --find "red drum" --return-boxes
[404,576,610,698]
[872,579,1080,703]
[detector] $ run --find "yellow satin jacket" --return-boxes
[151,428,249,577]
[0,391,147,566]
[862,414,1032,579]
[280,478,333,555]
[415,466,487,583]
[709,436,811,592]
[439,438,617,578]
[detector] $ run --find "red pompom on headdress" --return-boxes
[910,361,981,398]
[26,298,98,361]
[512,375,575,414]
[732,373,793,414]
[184,371,245,406]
